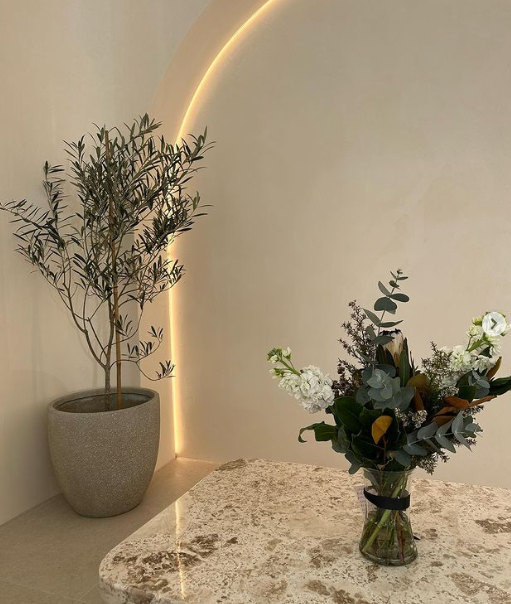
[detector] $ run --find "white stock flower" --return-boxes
[449,345,474,373]
[277,365,335,414]
[485,334,502,353]
[282,347,292,359]
[472,355,495,373]
[467,324,483,338]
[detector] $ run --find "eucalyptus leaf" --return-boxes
[390,449,412,467]
[365,325,376,340]
[380,320,403,328]
[389,293,409,302]
[356,387,371,405]
[452,410,464,434]
[374,297,398,313]
[404,442,428,456]
[363,308,382,326]
[465,422,482,433]
[437,418,454,436]
[435,434,457,453]
[378,281,392,296]
[417,422,437,440]
[454,432,471,449]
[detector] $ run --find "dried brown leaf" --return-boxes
[443,396,470,409]
[412,388,425,411]
[371,415,393,444]
[486,358,502,380]
[407,373,430,391]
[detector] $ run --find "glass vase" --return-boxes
[359,469,417,566]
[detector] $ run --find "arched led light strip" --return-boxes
[172,0,283,455]
[176,0,282,142]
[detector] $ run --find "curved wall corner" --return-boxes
[150,0,281,142]
[148,0,285,456]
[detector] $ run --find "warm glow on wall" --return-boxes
[176,0,282,142]
[171,0,284,455]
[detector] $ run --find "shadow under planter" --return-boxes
[48,387,160,518]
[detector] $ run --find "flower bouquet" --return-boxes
[267,269,511,566]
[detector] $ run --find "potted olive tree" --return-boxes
[0,115,211,517]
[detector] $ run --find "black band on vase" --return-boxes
[363,487,411,511]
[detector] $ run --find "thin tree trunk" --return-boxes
[104,300,115,411]
[105,363,111,411]
[113,284,122,410]
[105,131,123,410]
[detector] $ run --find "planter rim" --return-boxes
[48,387,159,416]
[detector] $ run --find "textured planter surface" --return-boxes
[48,387,160,518]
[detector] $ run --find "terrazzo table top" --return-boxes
[99,458,511,604]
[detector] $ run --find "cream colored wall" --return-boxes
[0,0,211,525]
[172,0,511,488]
[152,0,272,142]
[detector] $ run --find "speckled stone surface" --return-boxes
[48,388,160,518]
[99,459,511,604]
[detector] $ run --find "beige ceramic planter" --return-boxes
[48,387,160,518]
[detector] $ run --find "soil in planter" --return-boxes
[57,392,150,413]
